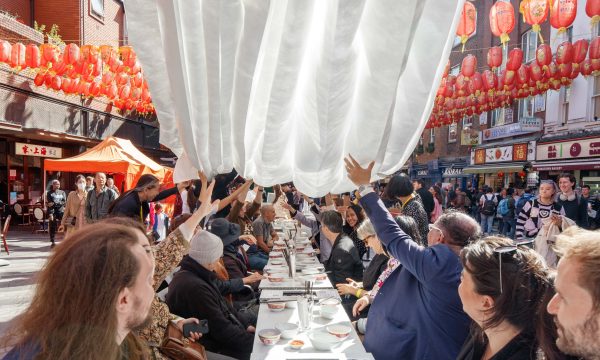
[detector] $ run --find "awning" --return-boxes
[534,159,600,171]
[463,163,525,174]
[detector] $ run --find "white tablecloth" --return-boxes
[251,303,374,360]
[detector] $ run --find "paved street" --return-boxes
[0,229,58,345]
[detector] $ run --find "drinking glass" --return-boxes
[297,296,312,331]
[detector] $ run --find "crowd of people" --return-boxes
[1,161,599,360]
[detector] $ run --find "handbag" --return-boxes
[159,322,208,360]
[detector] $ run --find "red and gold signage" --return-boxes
[15,142,62,158]
[474,149,486,165]
[513,143,528,161]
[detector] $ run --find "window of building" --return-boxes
[450,65,460,76]
[429,128,435,144]
[448,123,457,143]
[491,108,505,127]
[419,135,423,145]
[593,76,600,121]
[90,0,104,20]
[519,97,535,119]
[522,30,537,63]
[462,116,473,128]
[562,86,570,125]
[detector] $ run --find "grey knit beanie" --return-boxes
[189,230,224,265]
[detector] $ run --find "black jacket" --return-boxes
[416,187,435,216]
[362,253,389,291]
[456,330,537,360]
[46,189,67,214]
[325,234,363,285]
[166,256,254,360]
[110,186,178,222]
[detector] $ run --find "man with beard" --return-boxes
[2,223,157,360]
[547,227,600,359]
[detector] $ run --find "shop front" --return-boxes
[410,165,441,185]
[535,136,600,194]
[439,157,471,189]
[0,136,71,207]
[464,142,536,189]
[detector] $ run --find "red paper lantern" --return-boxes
[0,40,11,63]
[498,171,505,178]
[487,46,503,70]
[556,41,574,64]
[51,75,62,91]
[118,84,131,100]
[456,1,477,51]
[10,42,26,70]
[506,48,523,71]
[100,45,117,65]
[80,45,99,64]
[590,37,600,60]
[550,0,577,33]
[456,74,470,96]
[522,0,549,43]
[516,64,530,86]
[40,44,58,68]
[573,39,589,64]
[33,72,45,86]
[581,59,593,76]
[490,1,515,46]
[61,77,72,93]
[107,83,118,99]
[530,62,544,82]
[482,70,498,91]
[536,44,552,69]
[25,44,40,69]
[518,171,526,177]
[461,55,477,79]
[587,0,600,26]
[470,72,483,95]
[63,43,80,65]
[43,73,53,87]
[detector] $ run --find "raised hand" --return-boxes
[344,154,375,187]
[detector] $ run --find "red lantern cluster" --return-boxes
[0,41,155,115]
[426,37,600,129]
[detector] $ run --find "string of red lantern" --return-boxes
[456,1,477,52]
[0,40,155,115]
[427,37,600,130]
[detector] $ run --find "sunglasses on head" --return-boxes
[493,239,534,293]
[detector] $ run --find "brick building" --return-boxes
[413,0,549,191]
[0,0,167,207]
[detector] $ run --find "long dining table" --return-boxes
[251,220,374,360]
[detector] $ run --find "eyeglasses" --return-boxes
[493,239,534,293]
[361,235,375,243]
[428,224,443,235]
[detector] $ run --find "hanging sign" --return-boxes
[15,142,62,158]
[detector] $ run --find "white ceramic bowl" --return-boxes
[268,273,287,283]
[285,300,297,309]
[326,324,352,339]
[320,305,338,319]
[264,266,286,276]
[269,252,283,258]
[258,329,281,345]
[270,260,284,266]
[288,339,304,350]
[267,301,286,312]
[274,240,286,246]
[275,322,299,339]
[303,267,324,275]
[308,330,342,351]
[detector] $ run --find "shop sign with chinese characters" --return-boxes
[536,138,600,161]
[472,143,529,165]
[15,142,62,158]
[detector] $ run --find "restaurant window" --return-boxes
[520,97,535,119]
[562,86,570,125]
[429,128,435,144]
[448,123,457,143]
[522,30,537,63]
[593,76,600,121]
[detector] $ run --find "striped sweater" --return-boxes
[515,199,565,240]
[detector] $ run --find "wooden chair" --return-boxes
[13,203,30,225]
[32,207,48,233]
[1,215,11,255]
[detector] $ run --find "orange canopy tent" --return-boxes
[44,136,173,191]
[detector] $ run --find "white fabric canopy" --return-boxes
[124,0,464,196]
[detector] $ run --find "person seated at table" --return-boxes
[352,216,421,333]
[227,184,263,237]
[209,218,263,298]
[456,237,564,360]
[383,174,429,244]
[321,209,363,317]
[345,156,479,360]
[248,204,279,270]
[343,204,370,266]
[166,230,255,360]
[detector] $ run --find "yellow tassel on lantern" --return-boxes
[461,35,468,52]
[532,24,544,44]
[500,33,510,47]
[592,15,600,28]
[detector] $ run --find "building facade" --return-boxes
[0,0,166,206]
[414,0,549,191]
[537,3,600,194]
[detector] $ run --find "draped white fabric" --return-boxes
[124,0,464,197]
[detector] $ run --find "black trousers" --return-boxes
[49,210,63,241]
